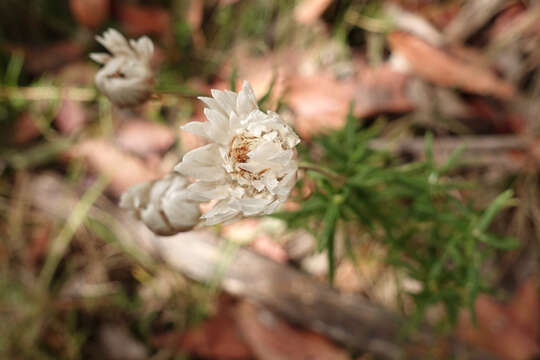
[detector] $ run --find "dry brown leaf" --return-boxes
[218,46,296,109]
[152,296,253,360]
[457,289,540,360]
[488,2,526,38]
[289,67,414,139]
[388,31,515,99]
[116,120,175,156]
[507,278,540,340]
[187,0,204,31]
[186,0,206,47]
[66,139,161,196]
[99,324,148,360]
[55,99,86,135]
[219,0,240,5]
[69,0,109,28]
[13,112,41,145]
[250,234,288,264]
[420,1,461,29]
[56,62,97,87]
[26,224,50,268]
[116,3,172,38]
[294,0,334,24]
[287,73,354,139]
[354,64,415,118]
[21,41,85,74]
[236,301,350,360]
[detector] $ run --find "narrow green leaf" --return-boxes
[438,145,465,174]
[424,132,434,166]
[345,101,356,152]
[476,233,519,249]
[229,65,238,92]
[318,201,340,252]
[475,190,514,233]
[5,53,24,86]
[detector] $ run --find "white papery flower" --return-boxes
[90,28,154,107]
[175,81,300,226]
[120,174,201,236]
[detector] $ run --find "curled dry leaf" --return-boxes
[388,31,515,99]
[66,139,161,196]
[294,0,334,24]
[116,119,175,156]
[69,0,109,28]
[235,301,351,360]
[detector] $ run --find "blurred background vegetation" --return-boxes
[1,0,540,359]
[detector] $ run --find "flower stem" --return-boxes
[298,162,346,184]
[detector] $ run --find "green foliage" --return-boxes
[275,106,517,326]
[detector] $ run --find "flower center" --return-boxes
[229,134,256,164]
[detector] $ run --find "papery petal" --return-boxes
[130,36,154,61]
[185,181,229,202]
[263,199,281,214]
[181,120,210,140]
[201,201,241,226]
[204,108,230,144]
[235,198,273,216]
[89,53,111,64]
[211,89,237,115]
[275,171,297,199]
[228,111,242,133]
[198,96,226,115]
[236,81,258,116]
[96,29,133,57]
[174,144,226,182]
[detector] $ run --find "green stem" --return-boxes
[298,162,346,184]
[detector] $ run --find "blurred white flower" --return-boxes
[175,81,300,226]
[120,174,201,235]
[90,28,154,107]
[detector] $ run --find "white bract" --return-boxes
[175,81,300,226]
[90,28,154,107]
[120,174,201,235]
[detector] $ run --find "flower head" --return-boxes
[120,174,201,235]
[175,81,300,225]
[90,28,154,107]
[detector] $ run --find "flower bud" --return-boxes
[120,174,201,235]
[90,28,154,108]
